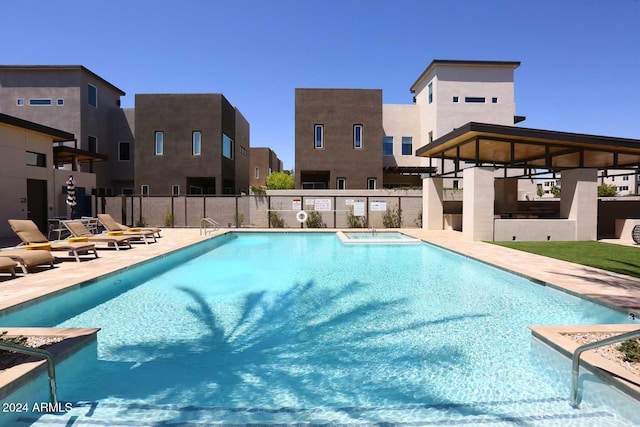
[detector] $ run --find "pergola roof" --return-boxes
[415,122,640,176]
[53,146,108,164]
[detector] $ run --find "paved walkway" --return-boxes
[1,228,639,315]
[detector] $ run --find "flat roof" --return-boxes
[0,113,74,142]
[0,65,125,96]
[415,122,640,174]
[410,60,521,93]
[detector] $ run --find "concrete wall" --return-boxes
[135,94,249,196]
[295,89,383,189]
[494,219,577,241]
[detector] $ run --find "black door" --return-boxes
[27,179,48,232]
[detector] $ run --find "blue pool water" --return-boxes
[2,232,639,425]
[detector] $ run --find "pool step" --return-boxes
[12,397,635,426]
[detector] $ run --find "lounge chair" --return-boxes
[64,221,133,250]
[0,249,55,274]
[97,214,158,244]
[8,219,98,262]
[0,257,18,278]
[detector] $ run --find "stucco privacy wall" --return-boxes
[101,190,426,229]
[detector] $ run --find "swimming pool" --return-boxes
[2,232,639,425]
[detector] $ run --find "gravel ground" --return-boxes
[0,336,64,370]
[564,333,640,377]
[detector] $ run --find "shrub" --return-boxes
[269,204,285,228]
[236,213,245,227]
[163,209,175,227]
[415,209,423,227]
[305,210,326,228]
[382,204,402,228]
[346,207,367,228]
[265,172,294,189]
[618,339,640,363]
[598,183,618,197]
[135,217,148,227]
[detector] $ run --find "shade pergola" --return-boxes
[416,122,640,176]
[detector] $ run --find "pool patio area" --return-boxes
[1,228,639,406]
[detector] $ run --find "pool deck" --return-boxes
[0,228,639,399]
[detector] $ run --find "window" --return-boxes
[268,167,272,175]
[26,151,46,167]
[141,185,149,196]
[16,98,24,106]
[453,96,459,103]
[255,167,259,179]
[453,180,459,189]
[172,185,180,196]
[88,84,98,107]
[337,177,346,190]
[240,146,247,156]
[401,136,413,156]
[623,175,629,181]
[88,136,97,153]
[353,125,363,149]
[428,131,433,143]
[57,99,64,106]
[314,124,324,149]
[192,131,201,156]
[492,97,498,104]
[465,97,486,103]
[121,188,134,195]
[222,133,234,160]
[367,178,377,190]
[383,136,393,156]
[29,99,52,106]
[118,141,131,161]
[155,131,164,155]
[428,82,433,104]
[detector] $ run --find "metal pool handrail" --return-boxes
[571,327,640,408]
[200,217,220,235]
[0,341,58,405]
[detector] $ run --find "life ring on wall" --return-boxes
[296,210,308,223]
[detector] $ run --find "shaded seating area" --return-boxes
[8,219,98,263]
[97,214,159,243]
[0,249,55,274]
[64,221,133,250]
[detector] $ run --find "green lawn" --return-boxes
[490,241,640,279]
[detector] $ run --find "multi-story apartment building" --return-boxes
[250,147,283,188]
[134,94,250,195]
[295,60,523,189]
[295,88,384,189]
[0,65,132,194]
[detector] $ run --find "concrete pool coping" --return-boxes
[0,228,639,402]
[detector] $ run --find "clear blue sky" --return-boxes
[3,0,639,170]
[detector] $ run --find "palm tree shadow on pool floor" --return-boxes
[56,279,529,424]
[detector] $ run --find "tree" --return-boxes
[550,185,561,198]
[266,172,294,189]
[598,183,618,197]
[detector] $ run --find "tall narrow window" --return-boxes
[314,124,324,149]
[88,84,98,107]
[255,167,259,179]
[172,185,180,196]
[155,131,164,155]
[367,178,377,190]
[401,136,413,156]
[118,141,131,161]
[428,82,433,104]
[141,184,149,196]
[222,133,234,160]
[88,136,97,153]
[428,131,433,143]
[383,136,393,156]
[192,131,201,155]
[337,177,346,190]
[353,125,363,149]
